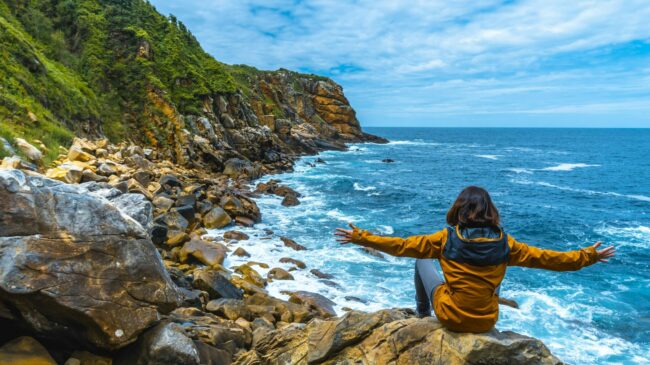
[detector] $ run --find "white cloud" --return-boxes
[150,0,650,126]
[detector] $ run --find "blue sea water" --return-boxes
[208,128,650,364]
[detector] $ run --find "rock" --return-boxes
[268,268,294,280]
[238,309,562,365]
[310,269,334,279]
[281,194,300,206]
[280,236,307,251]
[160,174,182,189]
[168,308,251,359]
[81,169,107,183]
[158,210,190,231]
[180,239,227,267]
[0,156,21,170]
[315,158,326,164]
[14,138,42,162]
[97,163,116,176]
[203,207,232,229]
[193,340,232,365]
[110,193,153,232]
[279,257,306,269]
[167,231,190,247]
[0,169,182,350]
[223,158,261,179]
[344,296,368,304]
[244,293,314,324]
[151,224,169,245]
[46,163,83,184]
[65,351,112,365]
[192,268,243,300]
[0,136,15,155]
[361,247,385,259]
[224,230,249,241]
[235,216,255,227]
[153,195,175,210]
[233,247,251,257]
[382,158,395,163]
[0,336,56,365]
[220,195,261,222]
[68,146,94,162]
[288,291,337,318]
[206,298,251,321]
[122,322,200,365]
[174,205,196,223]
[235,264,266,287]
[133,170,153,186]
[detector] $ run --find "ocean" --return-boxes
[207,128,650,364]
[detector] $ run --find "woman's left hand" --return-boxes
[335,223,359,244]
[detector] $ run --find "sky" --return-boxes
[149,0,650,127]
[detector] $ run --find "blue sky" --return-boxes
[150,0,650,127]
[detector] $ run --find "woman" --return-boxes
[335,186,615,333]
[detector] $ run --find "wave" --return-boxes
[512,179,650,202]
[353,182,377,191]
[376,225,394,235]
[387,140,440,146]
[507,168,534,174]
[474,154,500,160]
[541,163,599,172]
[595,225,650,248]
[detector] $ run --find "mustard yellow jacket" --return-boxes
[351,226,600,333]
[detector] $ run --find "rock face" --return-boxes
[235,309,563,365]
[0,169,182,350]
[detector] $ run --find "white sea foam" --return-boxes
[512,179,650,202]
[541,163,600,171]
[387,140,439,146]
[377,225,394,235]
[595,225,650,249]
[353,182,377,191]
[326,209,359,222]
[474,154,500,160]
[507,167,534,174]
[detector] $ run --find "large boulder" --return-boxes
[234,309,563,365]
[0,336,56,365]
[0,169,182,350]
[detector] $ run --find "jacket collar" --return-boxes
[456,226,503,242]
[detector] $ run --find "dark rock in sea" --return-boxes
[281,194,300,206]
[192,268,243,300]
[233,247,251,257]
[315,158,327,164]
[361,247,386,259]
[280,236,307,251]
[0,169,182,350]
[235,216,255,227]
[224,230,250,241]
[280,257,306,269]
[382,158,395,163]
[268,268,295,281]
[310,269,334,279]
[344,296,369,304]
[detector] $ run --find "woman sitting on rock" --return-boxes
[334,186,615,333]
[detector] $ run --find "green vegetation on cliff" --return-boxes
[1,0,334,163]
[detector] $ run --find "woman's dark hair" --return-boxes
[446,186,500,228]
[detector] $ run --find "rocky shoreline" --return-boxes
[0,136,565,364]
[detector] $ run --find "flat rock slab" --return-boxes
[0,169,182,350]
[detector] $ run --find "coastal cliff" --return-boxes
[1,0,562,364]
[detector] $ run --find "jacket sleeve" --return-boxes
[350,228,447,259]
[507,235,599,271]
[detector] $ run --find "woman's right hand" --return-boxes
[592,241,616,263]
[334,223,359,245]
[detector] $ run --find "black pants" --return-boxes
[414,258,501,316]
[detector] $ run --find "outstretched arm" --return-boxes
[334,223,446,259]
[508,236,616,271]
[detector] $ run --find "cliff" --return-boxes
[0,0,384,168]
